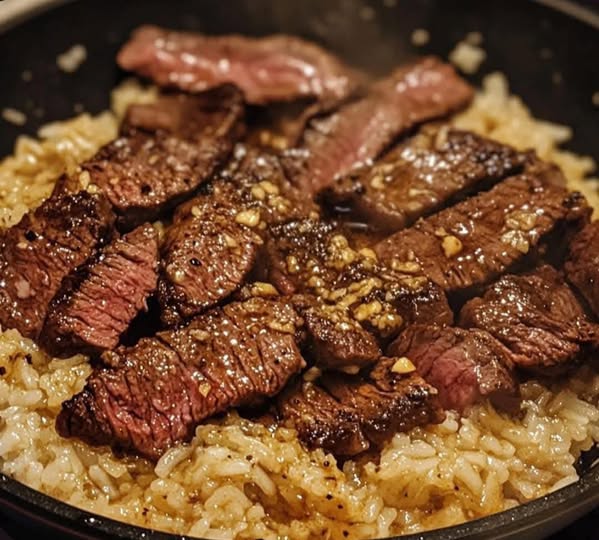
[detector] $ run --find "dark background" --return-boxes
[0,0,598,537]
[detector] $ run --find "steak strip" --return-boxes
[117,25,362,105]
[321,126,530,233]
[285,57,474,196]
[565,220,599,318]
[387,325,520,413]
[375,164,590,297]
[57,297,306,460]
[54,87,244,229]
[0,193,115,340]
[459,265,599,374]
[41,223,159,358]
[277,357,444,457]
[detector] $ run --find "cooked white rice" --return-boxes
[0,75,598,540]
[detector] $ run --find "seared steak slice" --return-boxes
[459,265,599,374]
[285,57,473,195]
[158,147,314,326]
[55,87,244,228]
[0,193,115,339]
[277,357,443,457]
[375,165,590,296]
[57,297,305,460]
[296,298,381,370]
[117,25,361,105]
[387,325,520,412]
[565,221,599,318]
[321,126,529,233]
[158,183,263,326]
[265,218,452,339]
[41,224,159,358]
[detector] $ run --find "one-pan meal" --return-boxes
[0,24,598,540]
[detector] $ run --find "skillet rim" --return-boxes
[0,0,598,538]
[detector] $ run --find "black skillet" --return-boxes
[0,0,598,538]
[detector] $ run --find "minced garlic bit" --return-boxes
[340,365,360,375]
[370,174,385,190]
[353,300,382,322]
[442,235,463,258]
[303,366,322,382]
[198,382,211,397]
[248,282,278,297]
[391,260,420,274]
[358,248,377,261]
[411,28,430,47]
[449,41,486,75]
[190,329,210,342]
[501,230,529,254]
[2,107,27,126]
[57,44,87,73]
[235,208,261,227]
[391,357,416,374]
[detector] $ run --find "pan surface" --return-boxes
[0,1,598,539]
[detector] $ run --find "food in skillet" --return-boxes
[0,24,598,540]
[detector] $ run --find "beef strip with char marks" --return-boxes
[321,126,530,233]
[284,57,473,196]
[277,357,444,457]
[565,220,599,318]
[54,87,244,229]
[0,193,115,340]
[158,147,316,326]
[57,297,305,460]
[41,223,159,358]
[387,325,520,412]
[459,265,599,374]
[265,218,453,340]
[375,164,590,298]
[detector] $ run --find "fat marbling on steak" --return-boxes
[41,223,159,358]
[0,192,115,340]
[57,297,306,460]
[117,25,362,105]
[54,86,244,229]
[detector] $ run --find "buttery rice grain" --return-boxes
[0,75,598,540]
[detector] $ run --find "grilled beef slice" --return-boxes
[0,193,115,340]
[459,265,599,374]
[277,357,443,457]
[158,183,263,326]
[57,297,305,460]
[321,126,530,233]
[375,165,590,297]
[285,57,473,195]
[117,25,361,105]
[387,325,520,412]
[54,87,244,228]
[565,221,599,318]
[158,147,316,326]
[265,218,453,339]
[41,224,159,358]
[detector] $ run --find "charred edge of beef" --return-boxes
[41,223,159,358]
[387,325,520,413]
[459,265,599,375]
[56,297,306,460]
[277,357,443,457]
[0,192,115,340]
[320,125,531,234]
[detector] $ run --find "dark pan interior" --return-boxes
[0,0,598,539]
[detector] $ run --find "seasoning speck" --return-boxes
[2,108,27,126]
[411,28,430,47]
[57,44,87,73]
